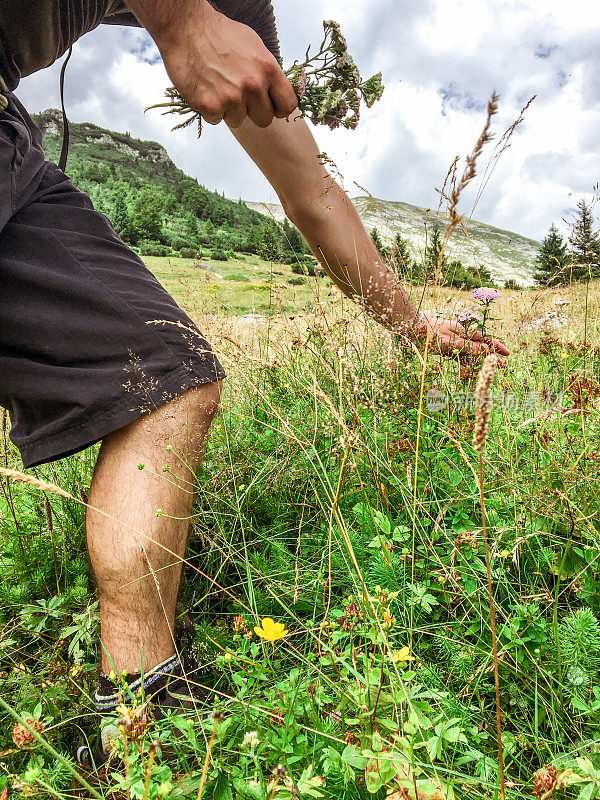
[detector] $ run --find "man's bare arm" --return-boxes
[126,0,297,128]
[229,115,509,357]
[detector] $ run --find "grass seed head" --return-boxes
[473,354,499,453]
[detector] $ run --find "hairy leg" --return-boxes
[87,381,223,674]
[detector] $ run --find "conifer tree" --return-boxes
[424,223,447,279]
[261,225,280,262]
[110,189,130,241]
[534,223,569,286]
[130,187,164,241]
[284,221,307,254]
[370,227,391,261]
[370,227,384,252]
[391,234,412,275]
[569,199,600,280]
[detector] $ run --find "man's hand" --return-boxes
[415,316,510,359]
[128,0,298,128]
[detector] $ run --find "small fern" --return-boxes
[367,551,404,591]
[558,608,600,671]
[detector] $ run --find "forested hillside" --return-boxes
[33,109,311,265]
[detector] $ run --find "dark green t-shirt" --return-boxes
[0,0,280,94]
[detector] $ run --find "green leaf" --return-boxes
[296,765,325,798]
[342,744,368,770]
[232,777,264,800]
[576,782,596,800]
[212,773,234,800]
[365,758,384,793]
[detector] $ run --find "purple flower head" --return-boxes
[336,101,349,119]
[458,310,480,324]
[471,287,501,304]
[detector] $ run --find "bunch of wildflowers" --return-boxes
[151,19,384,134]
[457,310,481,335]
[287,20,384,130]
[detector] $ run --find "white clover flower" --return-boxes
[242,730,260,752]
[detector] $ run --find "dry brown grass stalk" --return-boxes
[141,740,160,800]
[197,713,225,800]
[446,92,499,235]
[409,97,501,647]
[0,468,73,499]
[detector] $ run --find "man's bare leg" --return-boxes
[86,381,223,675]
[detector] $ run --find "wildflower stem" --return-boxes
[122,726,132,800]
[478,452,506,800]
[268,777,281,800]
[141,744,158,800]
[197,724,220,800]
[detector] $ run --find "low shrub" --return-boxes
[504,278,522,290]
[180,247,201,259]
[138,240,172,257]
[291,260,317,277]
[227,271,251,282]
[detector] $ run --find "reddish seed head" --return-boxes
[12,718,44,748]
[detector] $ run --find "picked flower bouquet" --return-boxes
[150,20,384,134]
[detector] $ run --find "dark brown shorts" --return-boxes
[0,94,226,469]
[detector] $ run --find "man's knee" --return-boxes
[184,378,224,421]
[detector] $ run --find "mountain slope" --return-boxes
[31,109,539,284]
[246,197,540,286]
[33,109,187,188]
[31,109,268,235]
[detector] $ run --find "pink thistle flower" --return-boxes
[471,287,501,303]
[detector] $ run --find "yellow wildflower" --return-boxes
[390,647,414,663]
[254,617,289,642]
[383,609,395,628]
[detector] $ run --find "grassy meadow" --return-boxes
[2,258,600,800]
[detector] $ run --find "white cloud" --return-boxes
[15,0,600,240]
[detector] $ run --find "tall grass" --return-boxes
[2,109,600,799]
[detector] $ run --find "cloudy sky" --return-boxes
[16,0,600,241]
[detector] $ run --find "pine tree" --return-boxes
[110,189,130,241]
[245,224,263,254]
[261,225,280,262]
[285,222,307,255]
[130,187,164,241]
[370,227,391,261]
[370,227,383,250]
[534,223,569,286]
[391,234,412,276]
[569,199,600,280]
[185,211,198,238]
[424,223,447,279]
